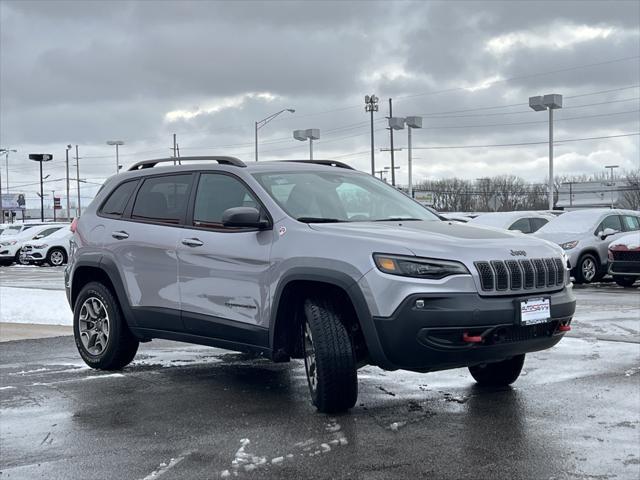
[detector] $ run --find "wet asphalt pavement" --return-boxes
[1,271,639,479]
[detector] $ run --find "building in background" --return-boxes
[556,180,637,210]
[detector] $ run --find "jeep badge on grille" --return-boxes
[510,250,527,257]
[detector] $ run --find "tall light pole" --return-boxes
[365,95,379,175]
[293,129,320,160]
[387,98,396,186]
[605,164,619,209]
[0,148,17,192]
[255,108,295,161]
[75,145,81,217]
[389,116,423,199]
[529,94,563,210]
[65,145,72,221]
[28,154,53,222]
[106,140,125,174]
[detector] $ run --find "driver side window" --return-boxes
[596,215,622,234]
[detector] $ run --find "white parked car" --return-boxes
[608,232,640,288]
[0,224,66,266]
[535,209,640,284]
[20,226,73,266]
[469,211,554,234]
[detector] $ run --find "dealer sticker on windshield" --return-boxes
[520,298,551,325]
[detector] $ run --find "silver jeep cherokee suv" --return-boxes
[66,157,576,413]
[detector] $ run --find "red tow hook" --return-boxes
[462,332,483,343]
[558,324,571,332]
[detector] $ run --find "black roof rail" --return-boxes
[127,156,246,171]
[282,160,354,170]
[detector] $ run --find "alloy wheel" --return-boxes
[582,258,596,282]
[79,297,110,356]
[50,250,64,266]
[303,322,318,393]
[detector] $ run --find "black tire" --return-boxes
[614,276,637,288]
[302,298,358,413]
[46,247,67,266]
[469,354,525,387]
[73,281,139,370]
[573,253,599,284]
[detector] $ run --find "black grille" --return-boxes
[520,259,535,289]
[475,257,564,294]
[533,259,547,288]
[612,251,640,262]
[554,258,566,286]
[506,260,522,290]
[491,260,509,290]
[475,261,494,291]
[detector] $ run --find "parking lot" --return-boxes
[0,266,638,479]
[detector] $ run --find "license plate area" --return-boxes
[518,297,551,326]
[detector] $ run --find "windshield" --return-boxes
[536,210,601,234]
[253,170,440,223]
[0,225,21,236]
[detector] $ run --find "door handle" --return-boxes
[181,238,203,247]
[111,231,129,240]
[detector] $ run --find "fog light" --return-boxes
[415,299,425,308]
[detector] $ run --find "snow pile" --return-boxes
[0,287,72,325]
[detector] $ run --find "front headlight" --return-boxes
[1,240,17,246]
[374,254,470,279]
[32,244,48,249]
[560,240,578,250]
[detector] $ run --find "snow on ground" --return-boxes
[0,287,72,325]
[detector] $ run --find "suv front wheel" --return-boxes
[73,282,139,370]
[302,298,358,413]
[468,354,525,386]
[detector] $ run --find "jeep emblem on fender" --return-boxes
[510,250,527,257]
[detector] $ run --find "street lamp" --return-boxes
[389,116,423,199]
[0,148,17,192]
[106,140,125,174]
[255,108,295,161]
[364,95,379,175]
[28,154,53,222]
[293,129,320,160]
[529,93,563,210]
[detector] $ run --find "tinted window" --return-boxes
[33,227,62,239]
[101,181,138,217]
[193,174,259,228]
[530,217,549,232]
[132,175,191,224]
[596,215,622,233]
[622,215,640,231]
[509,218,532,233]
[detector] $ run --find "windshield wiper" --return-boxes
[374,217,422,222]
[296,217,346,223]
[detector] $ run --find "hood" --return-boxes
[533,231,583,245]
[308,220,562,261]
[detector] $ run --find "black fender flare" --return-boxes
[269,267,395,370]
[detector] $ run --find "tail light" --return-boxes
[70,218,78,233]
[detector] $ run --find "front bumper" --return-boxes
[608,260,640,276]
[19,247,46,263]
[369,287,576,372]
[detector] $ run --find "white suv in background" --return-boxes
[0,224,66,266]
[20,226,73,266]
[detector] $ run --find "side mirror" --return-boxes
[599,227,618,240]
[222,207,269,229]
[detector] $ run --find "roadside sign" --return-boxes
[414,190,434,206]
[54,197,62,210]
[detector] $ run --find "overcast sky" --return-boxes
[0,0,638,206]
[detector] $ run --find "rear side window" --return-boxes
[131,174,191,224]
[530,217,549,232]
[622,215,640,231]
[509,218,532,233]
[100,181,138,217]
[192,173,259,228]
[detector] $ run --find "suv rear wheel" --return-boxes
[302,298,358,413]
[73,282,139,370]
[468,354,525,386]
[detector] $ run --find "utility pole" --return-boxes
[65,145,71,221]
[52,190,56,222]
[173,133,177,165]
[75,145,81,217]
[388,98,396,186]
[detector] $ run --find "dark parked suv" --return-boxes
[66,157,576,412]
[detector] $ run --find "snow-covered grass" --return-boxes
[0,287,72,325]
